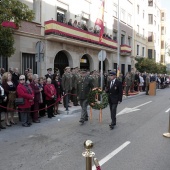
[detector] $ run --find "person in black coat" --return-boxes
[106,71,123,130]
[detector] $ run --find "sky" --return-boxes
[160,0,170,42]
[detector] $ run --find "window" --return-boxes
[161,55,164,63]
[148,14,153,24]
[148,0,153,6]
[128,37,131,46]
[142,47,145,56]
[127,14,132,26]
[148,49,152,59]
[0,56,8,71]
[22,53,37,74]
[128,65,131,72]
[137,5,139,14]
[137,45,139,55]
[121,34,125,45]
[121,64,125,76]
[161,41,164,49]
[161,26,164,35]
[143,10,145,19]
[148,32,153,42]
[113,30,117,41]
[120,9,125,22]
[161,12,165,21]
[113,4,118,17]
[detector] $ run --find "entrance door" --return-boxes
[80,54,90,70]
[54,51,69,76]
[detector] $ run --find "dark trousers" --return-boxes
[125,86,130,96]
[80,99,89,120]
[72,89,78,105]
[146,85,149,95]
[31,102,39,121]
[39,102,46,117]
[46,100,54,118]
[109,103,118,125]
[20,108,31,125]
[63,90,70,110]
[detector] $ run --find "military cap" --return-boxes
[47,68,52,71]
[109,71,116,76]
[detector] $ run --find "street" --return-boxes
[0,88,170,170]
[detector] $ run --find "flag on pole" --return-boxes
[94,0,105,42]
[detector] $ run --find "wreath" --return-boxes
[88,87,108,110]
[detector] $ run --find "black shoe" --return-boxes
[33,120,40,123]
[22,123,30,127]
[52,115,55,117]
[79,120,84,124]
[85,118,88,121]
[59,102,62,104]
[109,122,116,127]
[27,122,32,126]
[48,117,52,119]
[110,126,114,130]
[0,125,6,129]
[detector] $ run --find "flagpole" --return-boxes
[117,0,120,77]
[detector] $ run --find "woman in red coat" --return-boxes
[17,75,34,127]
[44,78,56,118]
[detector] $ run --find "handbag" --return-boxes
[15,98,25,105]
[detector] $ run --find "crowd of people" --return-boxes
[59,18,113,40]
[0,66,169,131]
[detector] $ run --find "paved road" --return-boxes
[0,88,170,170]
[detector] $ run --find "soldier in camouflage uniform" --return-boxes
[125,72,131,96]
[62,66,72,110]
[130,68,135,92]
[145,73,150,95]
[77,70,94,124]
[71,67,80,106]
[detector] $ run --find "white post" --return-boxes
[117,0,120,73]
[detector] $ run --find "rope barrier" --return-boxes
[0,93,77,113]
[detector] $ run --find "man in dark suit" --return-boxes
[77,70,94,124]
[45,68,53,80]
[107,71,123,130]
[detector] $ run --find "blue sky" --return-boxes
[161,0,170,40]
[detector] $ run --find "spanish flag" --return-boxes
[95,0,105,42]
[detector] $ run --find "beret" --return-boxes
[109,71,116,75]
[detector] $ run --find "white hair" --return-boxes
[19,75,25,79]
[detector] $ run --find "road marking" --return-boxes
[92,141,131,170]
[117,101,152,116]
[165,108,170,113]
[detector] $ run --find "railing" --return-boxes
[44,20,117,49]
[120,44,131,55]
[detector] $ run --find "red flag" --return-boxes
[95,0,105,42]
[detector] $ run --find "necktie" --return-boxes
[110,80,114,88]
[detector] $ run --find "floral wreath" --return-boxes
[88,87,108,110]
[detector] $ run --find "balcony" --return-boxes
[120,44,131,56]
[44,20,117,52]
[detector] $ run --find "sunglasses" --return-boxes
[20,79,25,81]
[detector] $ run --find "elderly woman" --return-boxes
[17,75,34,127]
[2,72,17,126]
[30,74,41,123]
[44,78,56,118]
[0,84,7,130]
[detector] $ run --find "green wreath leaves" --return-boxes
[88,87,108,110]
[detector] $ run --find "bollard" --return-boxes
[82,140,95,170]
[163,110,170,138]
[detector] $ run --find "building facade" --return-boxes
[0,0,167,76]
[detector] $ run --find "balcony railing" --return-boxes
[45,20,117,50]
[120,44,131,56]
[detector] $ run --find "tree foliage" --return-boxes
[0,0,34,57]
[135,57,167,74]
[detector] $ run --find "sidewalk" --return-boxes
[58,91,146,115]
